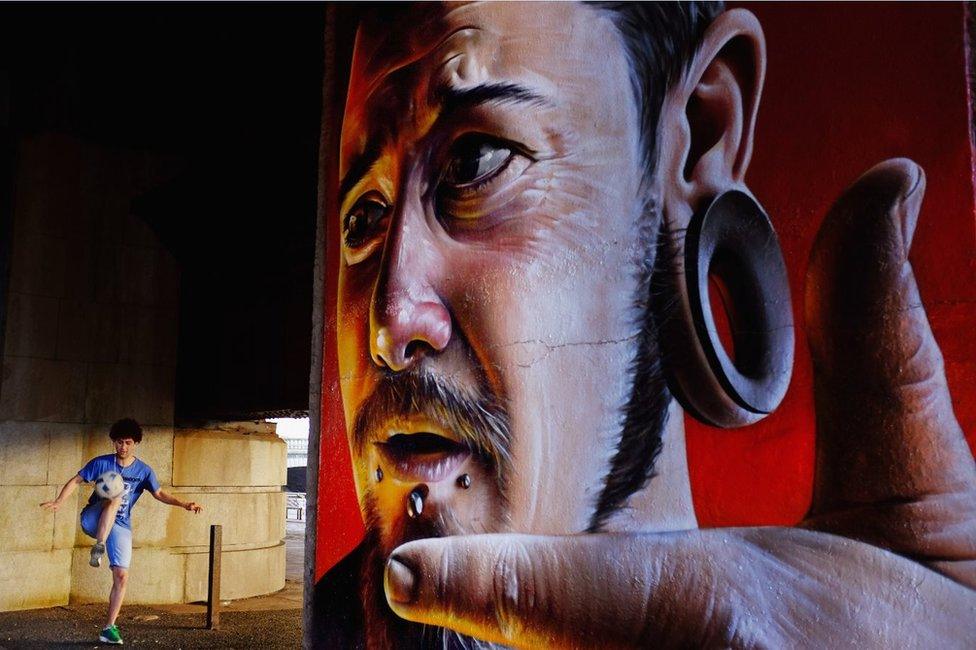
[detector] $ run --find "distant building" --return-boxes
[285,437,309,468]
[271,418,310,468]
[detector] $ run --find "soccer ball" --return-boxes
[94,471,125,500]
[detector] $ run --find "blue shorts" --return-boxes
[80,502,132,569]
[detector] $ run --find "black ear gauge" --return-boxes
[660,190,794,428]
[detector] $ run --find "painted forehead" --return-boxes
[342,2,623,167]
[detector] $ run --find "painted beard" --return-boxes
[360,517,510,649]
[349,201,672,647]
[354,369,513,649]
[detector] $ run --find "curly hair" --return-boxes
[109,418,143,443]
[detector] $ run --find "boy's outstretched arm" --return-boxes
[40,474,84,512]
[152,489,202,513]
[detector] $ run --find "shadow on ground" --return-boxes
[0,523,307,649]
[0,603,301,649]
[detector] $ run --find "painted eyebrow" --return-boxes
[437,81,551,114]
[338,82,549,212]
[338,142,383,216]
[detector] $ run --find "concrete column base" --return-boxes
[0,549,73,611]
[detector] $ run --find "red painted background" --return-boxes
[316,2,976,579]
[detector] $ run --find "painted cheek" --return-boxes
[337,277,374,378]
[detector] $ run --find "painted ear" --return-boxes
[654,10,794,428]
[659,8,766,217]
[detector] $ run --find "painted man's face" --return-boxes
[337,2,649,557]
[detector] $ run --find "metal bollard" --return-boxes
[206,524,222,630]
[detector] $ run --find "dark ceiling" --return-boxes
[1,4,326,420]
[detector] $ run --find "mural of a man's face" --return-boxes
[322,2,976,647]
[338,1,652,544]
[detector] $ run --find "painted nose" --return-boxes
[369,191,452,372]
[371,295,451,371]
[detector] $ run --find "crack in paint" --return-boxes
[334,333,641,380]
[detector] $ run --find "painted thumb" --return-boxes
[383,532,724,649]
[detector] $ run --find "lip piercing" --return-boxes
[407,484,429,519]
[456,473,471,489]
[375,467,383,482]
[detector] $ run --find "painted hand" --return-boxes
[380,159,976,647]
[39,500,60,512]
[185,502,203,514]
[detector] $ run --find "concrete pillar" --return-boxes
[0,134,180,610]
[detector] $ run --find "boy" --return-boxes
[40,418,203,645]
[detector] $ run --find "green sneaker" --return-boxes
[89,541,106,568]
[98,624,123,644]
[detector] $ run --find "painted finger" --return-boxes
[803,158,976,584]
[384,532,727,648]
[384,529,976,648]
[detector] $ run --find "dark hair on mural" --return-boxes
[109,417,143,443]
[587,1,723,531]
[589,1,724,180]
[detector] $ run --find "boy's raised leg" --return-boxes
[89,496,122,567]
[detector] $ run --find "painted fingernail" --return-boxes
[385,556,417,604]
[903,162,923,198]
[900,164,925,249]
[456,473,471,489]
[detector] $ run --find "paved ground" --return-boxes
[0,523,307,649]
[0,605,301,649]
[284,521,305,584]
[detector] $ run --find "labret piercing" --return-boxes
[405,476,471,519]
[406,484,429,519]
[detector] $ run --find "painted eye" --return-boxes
[343,197,387,248]
[442,135,514,187]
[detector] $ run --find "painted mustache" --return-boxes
[352,370,512,487]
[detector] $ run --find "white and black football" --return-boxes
[94,471,125,500]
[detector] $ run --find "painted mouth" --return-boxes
[374,432,470,482]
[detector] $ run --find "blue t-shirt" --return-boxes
[78,455,160,530]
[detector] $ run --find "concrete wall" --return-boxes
[0,423,81,609]
[0,134,180,611]
[0,134,287,610]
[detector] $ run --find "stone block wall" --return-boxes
[0,423,81,609]
[0,134,180,611]
[0,134,288,611]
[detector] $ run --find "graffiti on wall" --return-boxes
[313,3,976,647]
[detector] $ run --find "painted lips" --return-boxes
[374,432,470,482]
